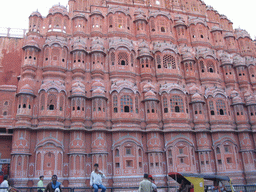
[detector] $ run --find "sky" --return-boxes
[0,0,255,39]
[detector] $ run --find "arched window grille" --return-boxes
[216,99,227,115]
[113,95,118,113]
[209,101,215,115]
[163,55,176,69]
[118,52,128,66]
[163,97,168,113]
[170,95,184,113]
[121,95,133,113]
[156,55,161,69]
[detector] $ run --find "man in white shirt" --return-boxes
[0,175,9,192]
[90,163,106,192]
[139,174,153,192]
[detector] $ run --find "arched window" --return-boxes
[151,20,155,31]
[72,99,75,111]
[216,99,227,115]
[135,96,139,114]
[118,52,128,66]
[216,147,220,154]
[77,98,81,111]
[113,95,118,113]
[163,55,176,69]
[121,95,133,113]
[170,95,184,113]
[207,61,215,73]
[111,52,115,65]
[209,101,215,115]
[157,55,161,69]
[109,15,113,28]
[47,93,57,111]
[163,97,168,113]
[115,149,119,156]
[200,61,205,73]
[59,95,64,111]
[117,15,125,29]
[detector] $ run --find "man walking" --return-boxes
[139,174,153,192]
[90,163,106,192]
[0,175,9,192]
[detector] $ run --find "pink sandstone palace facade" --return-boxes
[0,0,256,188]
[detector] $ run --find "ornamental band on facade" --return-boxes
[0,0,256,188]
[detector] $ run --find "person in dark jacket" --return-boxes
[45,175,61,192]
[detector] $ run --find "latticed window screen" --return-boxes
[200,61,205,72]
[109,15,113,28]
[111,52,115,65]
[156,55,161,68]
[170,95,184,112]
[151,101,156,113]
[72,99,75,111]
[158,19,167,33]
[121,95,133,112]
[135,96,139,113]
[216,99,227,115]
[47,94,57,110]
[163,97,168,113]
[207,61,215,73]
[118,52,128,65]
[151,20,155,31]
[146,102,150,113]
[163,55,176,69]
[98,99,102,111]
[117,15,125,29]
[131,54,134,67]
[209,101,214,110]
[23,96,27,108]
[59,95,64,111]
[113,95,118,107]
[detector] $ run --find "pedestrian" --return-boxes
[90,163,106,192]
[0,175,9,192]
[37,175,44,192]
[139,174,153,192]
[148,175,157,192]
[45,175,62,192]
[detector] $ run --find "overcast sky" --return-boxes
[0,0,255,39]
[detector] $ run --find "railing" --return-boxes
[1,185,256,192]
[0,27,28,38]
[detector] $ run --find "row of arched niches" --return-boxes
[22,35,256,85]
[16,3,256,129]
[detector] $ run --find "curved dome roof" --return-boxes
[49,4,68,16]
[30,11,42,18]
[19,84,34,95]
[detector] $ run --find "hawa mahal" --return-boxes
[0,0,256,187]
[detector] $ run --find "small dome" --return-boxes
[92,81,104,88]
[72,82,86,96]
[224,32,235,38]
[211,26,223,32]
[72,13,86,20]
[235,29,251,39]
[90,9,104,17]
[49,4,68,16]
[30,11,42,18]
[233,55,245,67]
[134,14,147,23]
[220,53,232,65]
[91,38,105,54]
[144,90,157,100]
[19,84,34,95]
[246,95,256,105]
[232,96,243,105]
[72,39,86,52]
[191,93,204,103]
[92,87,105,97]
